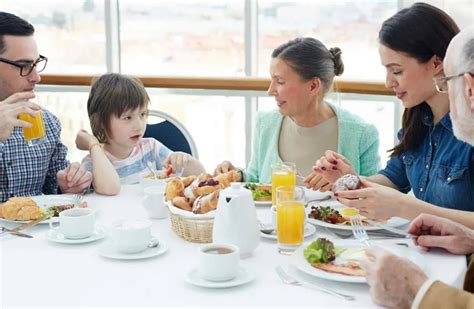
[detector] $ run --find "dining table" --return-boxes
[0,184,467,308]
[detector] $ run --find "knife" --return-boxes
[365,219,414,238]
[9,216,48,233]
[0,227,33,238]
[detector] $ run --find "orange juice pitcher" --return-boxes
[271,162,296,206]
[19,111,46,146]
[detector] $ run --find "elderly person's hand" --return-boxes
[0,92,41,142]
[57,162,92,193]
[213,160,236,176]
[361,247,428,308]
[335,178,406,220]
[163,152,191,174]
[312,151,355,189]
[408,214,474,254]
[303,171,331,191]
[75,129,100,151]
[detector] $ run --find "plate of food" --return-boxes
[0,195,87,224]
[243,183,272,206]
[290,238,424,283]
[306,204,408,231]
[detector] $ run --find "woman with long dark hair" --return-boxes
[312,3,474,225]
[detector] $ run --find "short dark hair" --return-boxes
[0,12,35,54]
[272,37,344,95]
[379,3,460,157]
[87,73,150,143]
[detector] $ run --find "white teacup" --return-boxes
[143,186,168,219]
[50,208,95,239]
[198,243,240,282]
[110,219,152,253]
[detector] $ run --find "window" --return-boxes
[1,0,107,74]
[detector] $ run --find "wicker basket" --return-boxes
[166,202,214,243]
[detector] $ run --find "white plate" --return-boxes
[290,239,425,283]
[98,239,168,260]
[0,195,77,224]
[185,266,256,289]
[307,216,408,231]
[46,225,107,244]
[254,201,272,206]
[306,202,409,231]
[260,224,316,240]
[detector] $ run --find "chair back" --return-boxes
[144,110,199,158]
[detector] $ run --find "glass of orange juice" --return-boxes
[19,111,46,146]
[271,162,296,206]
[276,185,305,254]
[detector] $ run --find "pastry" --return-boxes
[165,177,184,201]
[172,196,194,212]
[192,190,220,214]
[181,175,197,187]
[333,174,361,191]
[0,197,42,221]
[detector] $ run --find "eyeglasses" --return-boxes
[0,55,48,76]
[433,72,474,93]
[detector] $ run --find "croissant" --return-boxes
[0,197,42,221]
[181,175,197,187]
[214,170,241,188]
[165,177,184,201]
[184,173,213,199]
[192,190,220,214]
[172,196,194,212]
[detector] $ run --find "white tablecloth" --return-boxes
[0,185,467,308]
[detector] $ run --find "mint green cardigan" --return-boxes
[244,104,381,183]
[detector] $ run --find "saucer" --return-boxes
[185,266,256,289]
[260,224,316,240]
[98,239,168,260]
[46,225,107,244]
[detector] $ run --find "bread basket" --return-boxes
[165,200,215,243]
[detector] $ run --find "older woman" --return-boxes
[215,37,380,188]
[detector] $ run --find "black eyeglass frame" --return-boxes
[0,54,48,76]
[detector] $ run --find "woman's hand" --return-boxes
[303,171,331,192]
[312,150,356,184]
[335,178,405,220]
[213,160,236,176]
[75,129,99,151]
[163,152,191,174]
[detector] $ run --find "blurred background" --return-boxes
[1,0,472,172]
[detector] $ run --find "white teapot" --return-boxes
[212,182,260,257]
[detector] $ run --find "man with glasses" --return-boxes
[0,12,92,202]
[362,26,474,308]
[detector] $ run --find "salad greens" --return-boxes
[303,238,344,264]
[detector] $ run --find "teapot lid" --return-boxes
[221,182,252,199]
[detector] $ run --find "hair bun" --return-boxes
[329,47,344,76]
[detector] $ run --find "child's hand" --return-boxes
[163,152,191,175]
[76,129,99,151]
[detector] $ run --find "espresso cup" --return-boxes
[198,243,240,282]
[110,219,152,253]
[143,186,168,219]
[51,208,95,239]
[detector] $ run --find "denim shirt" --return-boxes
[379,107,473,211]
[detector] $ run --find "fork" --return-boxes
[72,182,90,208]
[350,216,371,247]
[275,266,355,301]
